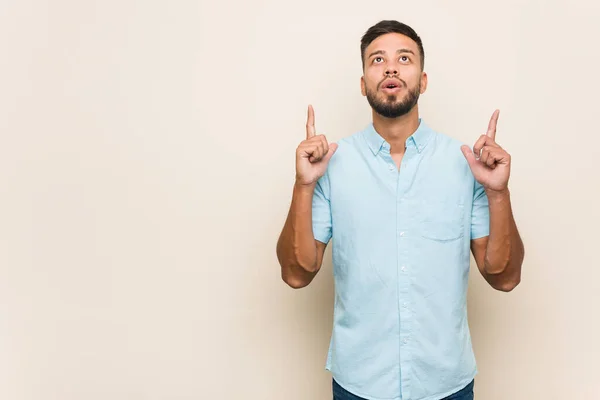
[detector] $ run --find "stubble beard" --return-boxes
[366,81,421,119]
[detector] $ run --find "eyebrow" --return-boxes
[367,48,416,59]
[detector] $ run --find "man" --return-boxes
[276,20,524,400]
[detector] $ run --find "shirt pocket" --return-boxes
[419,201,465,241]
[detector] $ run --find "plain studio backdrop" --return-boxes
[1,0,599,399]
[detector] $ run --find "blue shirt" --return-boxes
[312,119,490,400]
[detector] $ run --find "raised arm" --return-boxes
[461,110,525,291]
[276,105,338,289]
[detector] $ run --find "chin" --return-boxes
[384,96,404,105]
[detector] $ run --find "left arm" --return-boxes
[471,188,524,292]
[462,109,525,292]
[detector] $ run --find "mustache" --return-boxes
[377,76,406,90]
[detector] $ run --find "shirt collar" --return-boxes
[363,118,434,155]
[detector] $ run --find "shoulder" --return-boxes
[431,129,465,151]
[335,129,364,150]
[429,128,470,163]
[327,128,366,164]
[318,127,369,188]
[421,124,479,201]
[424,126,475,183]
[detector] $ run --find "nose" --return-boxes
[385,65,398,76]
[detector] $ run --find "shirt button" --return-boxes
[399,231,405,236]
[403,338,408,344]
[403,302,408,308]
[389,165,394,171]
[401,266,406,272]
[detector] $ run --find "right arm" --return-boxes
[276,105,337,289]
[276,182,328,289]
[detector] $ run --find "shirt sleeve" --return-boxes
[471,180,490,239]
[312,172,332,244]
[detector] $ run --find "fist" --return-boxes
[295,105,338,186]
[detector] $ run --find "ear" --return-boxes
[420,71,428,94]
[360,75,366,96]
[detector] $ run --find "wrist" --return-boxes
[485,186,510,202]
[294,179,317,192]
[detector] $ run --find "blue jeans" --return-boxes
[332,378,474,400]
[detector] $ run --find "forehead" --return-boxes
[365,32,419,56]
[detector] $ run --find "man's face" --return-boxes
[361,33,427,119]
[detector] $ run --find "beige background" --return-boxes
[1,0,599,399]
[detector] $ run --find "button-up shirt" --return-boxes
[311,119,490,400]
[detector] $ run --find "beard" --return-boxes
[366,80,421,119]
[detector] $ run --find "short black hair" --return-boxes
[360,20,425,70]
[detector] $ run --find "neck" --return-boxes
[372,105,420,154]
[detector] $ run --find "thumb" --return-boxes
[323,142,338,162]
[460,145,477,170]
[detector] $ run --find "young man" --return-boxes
[276,20,524,400]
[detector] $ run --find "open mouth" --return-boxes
[381,79,403,91]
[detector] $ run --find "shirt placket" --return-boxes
[382,141,418,400]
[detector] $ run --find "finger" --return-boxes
[318,134,329,154]
[460,145,478,170]
[297,142,318,160]
[472,135,489,159]
[486,109,499,141]
[316,140,326,160]
[480,146,490,165]
[486,156,497,169]
[306,105,316,139]
[322,142,338,162]
[483,147,498,168]
[309,143,324,163]
[305,134,328,158]
[490,148,510,166]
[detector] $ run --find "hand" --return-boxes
[461,109,511,192]
[295,105,338,186]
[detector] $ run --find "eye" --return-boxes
[373,56,384,64]
[399,55,410,63]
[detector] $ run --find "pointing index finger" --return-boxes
[306,104,316,139]
[486,109,500,140]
